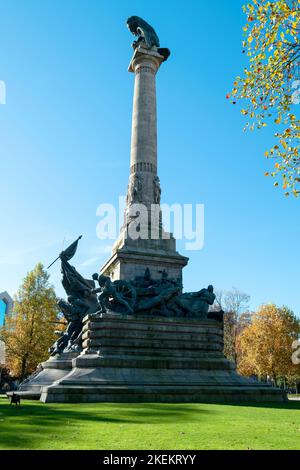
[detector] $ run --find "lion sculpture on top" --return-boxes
[127,16,170,61]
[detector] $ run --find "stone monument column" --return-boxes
[128,47,163,209]
[101,35,188,282]
[125,47,166,237]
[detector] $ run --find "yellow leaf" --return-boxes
[281,140,288,149]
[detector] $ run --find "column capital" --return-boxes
[128,46,166,74]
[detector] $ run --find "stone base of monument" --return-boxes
[40,313,286,403]
[101,243,189,285]
[19,352,78,398]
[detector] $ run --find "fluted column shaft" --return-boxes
[127,48,165,210]
[130,58,158,178]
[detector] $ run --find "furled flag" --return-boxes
[60,235,83,262]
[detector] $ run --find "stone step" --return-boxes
[41,384,286,404]
[83,318,223,336]
[82,337,223,352]
[82,329,223,344]
[54,379,277,390]
[58,375,259,388]
[52,361,266,389]
[7,391,41,400]
[83,346,225,358]
[74,354,235,371]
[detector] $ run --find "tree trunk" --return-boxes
[20,355,28,382]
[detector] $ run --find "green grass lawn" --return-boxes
[0,397,299,450]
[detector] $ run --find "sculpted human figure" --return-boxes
[133,268,153,288]
[132,269,180,315]
[135,286,180,315]
[153,176,161,204]
[92,274,134,315]
[127,174,143,205]
[172,285,216,318]
[135,174,143,202]
[46,238,100,356]
[49,297,88,356]
[154,270,180,290]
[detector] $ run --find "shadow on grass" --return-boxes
[0,400,214,449]
[1,398,299,449]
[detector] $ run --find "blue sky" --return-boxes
[0,0,299,315]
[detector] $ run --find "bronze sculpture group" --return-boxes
[49,238,222,356]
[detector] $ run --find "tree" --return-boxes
[237,304,300,386]
[286,368,300,392]
[230,0,300,197]
[0,263,59,380]
[215,287,251,363]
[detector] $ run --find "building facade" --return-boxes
[0,292,13,365]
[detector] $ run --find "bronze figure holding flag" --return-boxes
[48,236,98,355]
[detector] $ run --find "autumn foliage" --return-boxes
[237,304,300,387]
[0,263,59,380]
[231,0,300,197]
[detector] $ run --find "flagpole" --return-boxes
[47,235,83,270]
[47,256,61,270]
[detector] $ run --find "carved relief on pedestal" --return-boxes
[153,176,161,204]
[127,174,143,205]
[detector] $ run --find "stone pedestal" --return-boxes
[40,314,286,403]
[101,242,188,284]
[19,352,77,398]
